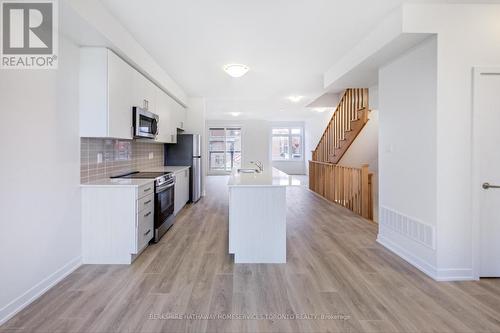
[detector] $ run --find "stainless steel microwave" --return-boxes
[133,107,159,139]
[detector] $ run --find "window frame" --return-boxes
[271,126,304,162]
[207,126,243,175]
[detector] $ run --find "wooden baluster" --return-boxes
[347,90,352,133]
[360,164,369,219]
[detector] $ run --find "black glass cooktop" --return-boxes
[110,171,172,179]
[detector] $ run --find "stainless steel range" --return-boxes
[111,171,175,242]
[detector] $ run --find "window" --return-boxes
[208,127,242,173]
[272,127,303,161]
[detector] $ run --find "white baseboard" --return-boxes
[377,235,473,281]
[0,256,82,325]
[435,268,475,281]
[377,234,437,278]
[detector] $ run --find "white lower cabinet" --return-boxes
[174,168,190,215]
[81,182,155,264]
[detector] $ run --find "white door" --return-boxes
[474,68,500,277]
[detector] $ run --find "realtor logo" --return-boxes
[1,0,58,69]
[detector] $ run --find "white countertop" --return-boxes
[228,167,292,187]
[144,165,190,173]
[80,178,153,188]
[80,165,190,187]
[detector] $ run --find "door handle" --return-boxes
[482,182,500,189]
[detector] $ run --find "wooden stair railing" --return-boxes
[309,161,373,220]
[312,88,369,164]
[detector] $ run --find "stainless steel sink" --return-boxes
[237,168,261,174]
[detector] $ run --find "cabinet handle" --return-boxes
[144,229,151,236]
[180,121,184,129]
[143,99,149,110]
[171,134,174,142]
[144,200,151,205]
[144,188,151,193]
[144,212,152,217]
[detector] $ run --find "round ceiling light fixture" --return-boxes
[223,64,250,78]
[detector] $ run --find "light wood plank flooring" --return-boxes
[2,176,500,333]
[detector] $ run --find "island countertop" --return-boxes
[227,167,292,187]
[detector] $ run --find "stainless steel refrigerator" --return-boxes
[165,134,202,202]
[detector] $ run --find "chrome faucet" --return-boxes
[251,161,263,172]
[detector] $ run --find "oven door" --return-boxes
[133,107,159,139]
[155,180,175,231]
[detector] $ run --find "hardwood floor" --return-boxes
[2,176,500,333]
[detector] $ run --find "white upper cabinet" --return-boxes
[80,48,134,139]
[107,51,134,139]
[171,99,187,130]
[155,87,175,143]
[79,47,186,142]
[132,69,157,113]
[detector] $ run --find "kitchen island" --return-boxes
[227,167,291,263]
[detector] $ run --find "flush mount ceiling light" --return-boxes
[313,107,329,113]
[223,64,250,78]
[230,112,241,117]
[288,95,304,103]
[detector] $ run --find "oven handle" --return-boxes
[156,182,175,193]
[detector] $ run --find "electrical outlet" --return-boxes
[97,153,103,164]
[149,152,154,160]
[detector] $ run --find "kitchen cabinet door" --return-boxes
[178,103,187,130]
[168,99,186,131]
[107,51,134,139]
[132,69,157,113]
[167,97,178,143]
[174,169,190,215]
[155,88,173,143]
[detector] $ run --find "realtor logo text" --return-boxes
[1,0,58,69]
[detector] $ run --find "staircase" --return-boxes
[309,88,373,220]
[312,88,370,163]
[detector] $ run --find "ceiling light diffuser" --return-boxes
[288,95,304,103]
[313,108,328,113]
[223,64,249,78]
[230,112,241,117]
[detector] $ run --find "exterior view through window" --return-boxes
[272,127,303,160]
[208,127,242,174]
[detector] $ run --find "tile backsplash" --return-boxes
[80,138,164,183]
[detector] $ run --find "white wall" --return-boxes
[0,36,82,323]
[378,36,438,270]
[304,95,340,171]
[206,119,271,173]
[184,97,207,195]
[402,4,500,280]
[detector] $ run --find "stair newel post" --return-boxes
[361,164,370,219]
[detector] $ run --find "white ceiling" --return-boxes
[99,0,494,120]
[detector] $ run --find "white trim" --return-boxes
[471,66,500,280]
[206,124,243,175]
[377,234,437,278]
[270,125,304,162]
[0,256,82,325]
[377,235,473,281]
